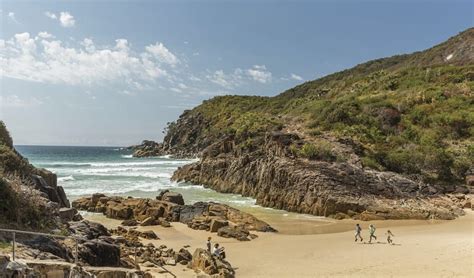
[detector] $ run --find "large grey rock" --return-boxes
[59,207,78,223]
[80,240,121,267]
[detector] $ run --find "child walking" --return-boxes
[386,230,395,244]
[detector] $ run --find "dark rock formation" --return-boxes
[80,240,121,267]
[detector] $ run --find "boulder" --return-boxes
[210,219,228,233]
[217,226,250,241]
[59,207,78,223]
[121,219,139,226]
[24,236,72,261]
[179,202,209,223]
[69,220,110,240]
[175,248,192,264]
[140,230,159,240]
[190,248,234,277]
[56,186,71,208]
[160,191,185,205]
[140,217,156,226]
[190,248,218,275]
[80,240,121,267]
[165,258,176,266]
[105,203,133,219]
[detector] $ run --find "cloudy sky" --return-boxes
[1,0,472,146]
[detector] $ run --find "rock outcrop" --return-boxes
[172,132,469,220]
[190,248,234,278]
[0,121,75,231]
[72,192,275,240]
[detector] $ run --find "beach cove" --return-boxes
[84,210,473,277]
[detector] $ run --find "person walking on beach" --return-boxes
[386,230,394,244]
[369,224,377,243]
[354,223,363,242]
[206,237,212,252]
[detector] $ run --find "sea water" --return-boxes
[16,145,328,234]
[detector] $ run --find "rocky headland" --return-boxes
[131,29,474,221]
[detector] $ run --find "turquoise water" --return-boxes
[15,145,257,206]
[16,145,327,233]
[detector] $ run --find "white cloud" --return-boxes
[44,11,75,27]
[145,42,179,66]
[45,11,57,19]
[8,12,18,23]
[206,65,273,88]
[37,32,55,39]
[0,95,43,108]
[206,69,243,89]
[290,73,303,81]
[170,87,182,93]
[0,32,181,87]
[59,12,75,27]
[189,75,201,82]
[246,65,272,83]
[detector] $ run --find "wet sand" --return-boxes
[84,210,474,277]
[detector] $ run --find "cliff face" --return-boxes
[137,29,474,220]
[172,132,469,220]
[0,121,70,230]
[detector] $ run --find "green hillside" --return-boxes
[166,28,474,185]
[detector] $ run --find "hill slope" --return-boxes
[134,28,474,220]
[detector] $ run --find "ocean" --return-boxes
[16,145,327,233]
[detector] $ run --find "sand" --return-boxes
[84,210,474,277]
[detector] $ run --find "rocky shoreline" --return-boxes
[0,122,243,277]
[132,130,472,221]
[72,190,276,240]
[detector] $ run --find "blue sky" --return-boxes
[1,0,472,146]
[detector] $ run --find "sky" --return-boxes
[0,0,472,146]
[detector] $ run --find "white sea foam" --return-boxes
[78,171,172,179]
[89,160,192,167]
[58,175,75,182]
[77,167,157,173]
[121,154,133,158]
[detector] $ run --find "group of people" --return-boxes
[207,237,226,259]
[355,224,395,244]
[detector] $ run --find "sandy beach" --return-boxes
[85,209,474,278]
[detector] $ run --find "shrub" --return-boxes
[0,176,57,230]
[361,156,384,170]
[297,142,336,161]
[383,149,422,174]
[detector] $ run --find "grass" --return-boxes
[0,241,11,251]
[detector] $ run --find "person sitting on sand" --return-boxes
[213,243,226,259]
[369,224,377,243]
[355,223,363,242]
[207,237,212,252]
[386,230,394,244]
